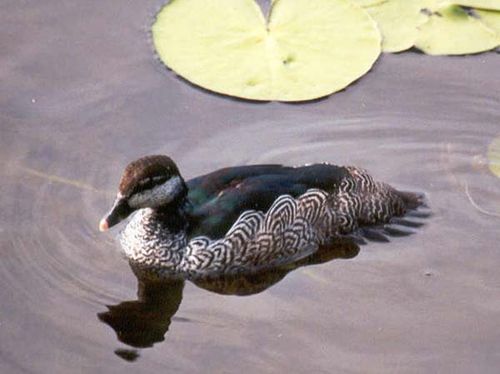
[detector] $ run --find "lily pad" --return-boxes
[475,9,500,39]
[365,0,428,52]
[420,0,447,11]
[453,0,500,11]
[488,136,500,178]
[353,0,388,6]
[287,0,387,6]
[415,4,499,55]
[152,0,381,101]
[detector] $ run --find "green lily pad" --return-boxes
[475,9,500,39]
[420,0,442,8]
[415,4,499,55]
[353,0,388,6]
[365,0,428,52]
[453,0,500,11]
[488,136,500,178]
[275,0,389,10]
[152,0,381,101]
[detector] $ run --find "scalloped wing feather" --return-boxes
[181,167,422,277]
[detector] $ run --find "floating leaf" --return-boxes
[420,0,443,8]
[488,136,500,178]
[453,0,500,11]
[475,8,500,39]
[353,0,388,6]
[366,0,428,52]
[415,4,499,55]
[152,0,381,102]
[272,1,391,11]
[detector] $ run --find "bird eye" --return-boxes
[132,175,168,195]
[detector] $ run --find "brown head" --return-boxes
[99,155,187,231]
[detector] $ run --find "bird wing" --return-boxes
[186,163,348,239]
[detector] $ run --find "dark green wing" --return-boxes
[186,164,348,239]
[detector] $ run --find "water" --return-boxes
[1,1,499,373]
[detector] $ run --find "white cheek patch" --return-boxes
[128,176,183,209]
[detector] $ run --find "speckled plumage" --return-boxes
[106,157,420,280]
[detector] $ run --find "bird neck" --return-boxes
[120,197,191,278]
[154,196,190,233]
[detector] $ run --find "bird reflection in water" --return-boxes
[98,238,359,361]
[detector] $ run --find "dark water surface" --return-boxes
[1,1,499,373]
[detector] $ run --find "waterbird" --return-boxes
[99,155,423,279]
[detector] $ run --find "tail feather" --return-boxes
[397,190,425,211]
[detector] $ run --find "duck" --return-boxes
[99,155,422,279]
